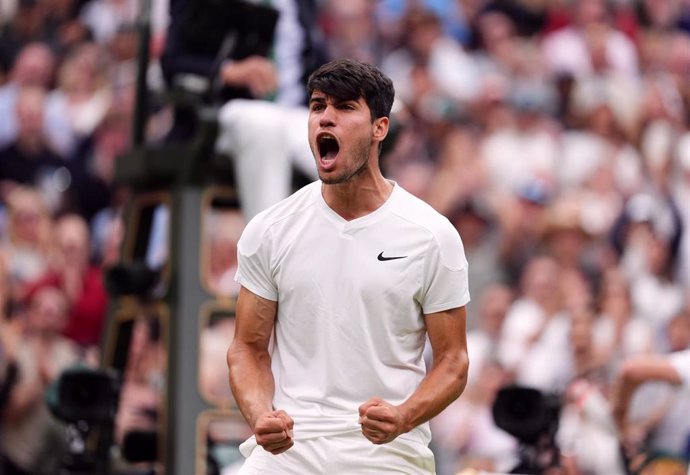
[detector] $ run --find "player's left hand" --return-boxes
[358,397,407,444]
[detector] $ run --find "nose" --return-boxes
[319,105,336,127]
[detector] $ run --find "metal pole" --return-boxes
[132,0,152,147]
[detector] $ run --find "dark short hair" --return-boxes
[307,58,395,121]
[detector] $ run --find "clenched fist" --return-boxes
[358,397,407,445]
[254,409,294,455]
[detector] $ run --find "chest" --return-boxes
[272,219,428,307]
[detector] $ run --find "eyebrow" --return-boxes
[309,96,359,107]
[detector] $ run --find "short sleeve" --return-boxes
[419,221,470,315]
[234,218,278,301]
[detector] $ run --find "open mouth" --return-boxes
[317,133,340,162]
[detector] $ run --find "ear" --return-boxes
[372,116,389,144]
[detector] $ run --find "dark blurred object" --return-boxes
[121,430,158,463]
[161,0,278,106]
[50,367,120,424]
[47,366,121,475]
[493,385,562,474]
[104,262,162,300]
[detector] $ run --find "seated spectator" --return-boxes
[25,213,109,349]
[497,255,573,392]
[0,282,80,475]
[40,0,93,57]
[0,42,75,155]
[0,86,70,208]
[0,1,47,77]
[45,41,114,155]
[0,186,52,296]
[593,268,656,376]
[541,0,639,79]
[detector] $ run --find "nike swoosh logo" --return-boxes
[377,252,407,261]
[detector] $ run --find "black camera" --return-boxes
[50,366,121,424]
[47,366,121,475]
[492,385,563,474]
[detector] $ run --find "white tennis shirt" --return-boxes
[235,181,470,443]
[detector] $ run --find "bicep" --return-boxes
[424,306,468,364]
[232,286,278,351]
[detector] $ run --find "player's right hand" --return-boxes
[254,409,294,455]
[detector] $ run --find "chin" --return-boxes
[319,172,348,185]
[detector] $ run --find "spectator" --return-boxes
[593,268,656,376]
[541,195,600,284]
[0,0,46,76]
[0,42,81,158]
[380,8,480,114]
[40,0,92,57]
[321,0,382,65]
[479,82,559,196]
[0,186,52,296]
[497,255,573,392]
[0,85,71,211]
[0,282,79,475]
[541,0,639,80]
[492,179,553,284]
[45,41,113,155]
[26,213,109,349]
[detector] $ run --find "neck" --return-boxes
[322,172,393,221]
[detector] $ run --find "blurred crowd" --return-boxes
[0,0,689,474]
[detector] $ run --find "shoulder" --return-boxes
[239,181,320,254]
[392,186,461,242]
[391,186,466,268]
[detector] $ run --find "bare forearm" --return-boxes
[611,376,638,430]
[612,356,682,429]
[227,343,275,430]
[398,351,469,432]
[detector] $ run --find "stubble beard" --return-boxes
[319,136,372,185]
